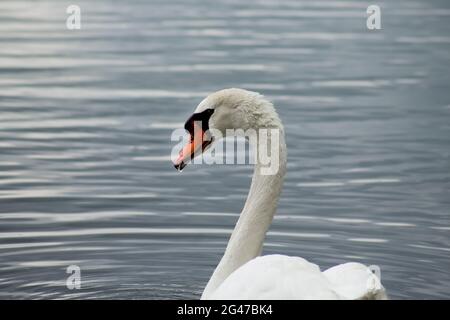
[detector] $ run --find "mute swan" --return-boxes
[173,88,387,300]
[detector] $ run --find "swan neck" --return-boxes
[202,128,286,299]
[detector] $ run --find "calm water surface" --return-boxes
[0,0,449,299]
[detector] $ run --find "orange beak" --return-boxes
[173,121,212,171]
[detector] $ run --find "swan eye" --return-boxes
[184,108,215,135]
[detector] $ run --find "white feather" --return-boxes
[207,255,386,300]
[323,262,387,300]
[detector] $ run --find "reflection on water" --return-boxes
[0,0,449,299]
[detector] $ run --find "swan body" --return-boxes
[174,88,387,300]
[209,255,386,300]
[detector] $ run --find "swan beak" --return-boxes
[173,122,212,171]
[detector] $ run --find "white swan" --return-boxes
[173,88,387,300]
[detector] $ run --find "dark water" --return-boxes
[0,0,449,299]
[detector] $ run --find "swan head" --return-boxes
[173,88,282,171]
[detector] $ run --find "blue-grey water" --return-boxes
[0,0,449,299]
